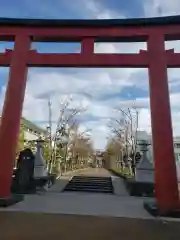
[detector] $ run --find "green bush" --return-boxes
[113,167,133,178]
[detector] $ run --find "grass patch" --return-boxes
[113,167,133,178]
[109,167,133,180]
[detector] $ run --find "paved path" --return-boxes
[73,168,129,196]
[1,168,180,225]
[49,168,129,197]
[49,168,91,192]
[74,168,112,177]
[49,168,112,193]
[2,168,152,219]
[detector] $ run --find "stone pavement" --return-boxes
[1,168,145,219]
[74,167,112,177]
[1,166,180,240]
[3,191,152,219]
[1,168,180,239]
[49,168,129,195]
[50,168,114,193]
[49,168,90,192]
[1,168,133,218]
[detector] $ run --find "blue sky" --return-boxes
[0,0,144,19]
[0,0,180,149]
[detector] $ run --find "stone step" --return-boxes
[64,176,113,194]
[68,183,112,188]
[64,187,113,193]
[65,184,112,190]
[73,176,111,180]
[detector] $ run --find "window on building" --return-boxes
[175,143,180,148]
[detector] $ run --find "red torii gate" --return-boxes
[0,16,180,213]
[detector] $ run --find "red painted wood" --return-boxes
[148,34,179,212]
[167,51,180,67]
[0,34,30,197]
[0,25,179,41]
[27,51,148,67]
[0,49,180,68]
[0,50,12,66]
[81,38,94,54]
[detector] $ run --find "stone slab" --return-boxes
[111,176,129,196]
[0,211,180,240]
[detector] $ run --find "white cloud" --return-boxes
[138,108,151,132]
[83,0,124,19]
[144,0,180,17]
[95,42,147,54]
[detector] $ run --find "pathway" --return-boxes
[1,167,180,240]
[74,168,112,177]
[50,167,129,196]
[2,167,151,220]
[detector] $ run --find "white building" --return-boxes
[21,117,48,142]
[174,137,180,162]
[136,130,180,164]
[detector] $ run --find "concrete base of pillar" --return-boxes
[144,200,180,218]
[0,194,24,207]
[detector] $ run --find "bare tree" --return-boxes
[48,95,88,173]
[108,105,139,175]
[104,136,123,169]
[71,134,93,169]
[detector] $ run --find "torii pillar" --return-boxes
[146,33,179,213]
[0,34,30,204]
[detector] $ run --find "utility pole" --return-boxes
[133,109,139,175]
[48,98,52,172]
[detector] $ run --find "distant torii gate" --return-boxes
[0,16,180,212]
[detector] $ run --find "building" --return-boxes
[0,116,48,142]
[136,130,180,164]
[20,117,48,143]
[173,136,180,162]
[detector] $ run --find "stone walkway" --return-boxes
[1,168,180,225]
[3,191,152,219]
[72,168,129,196]
[49,168,91,192]
[0,168,150,219]
[74,168,112,177]
[50,168,129,196]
